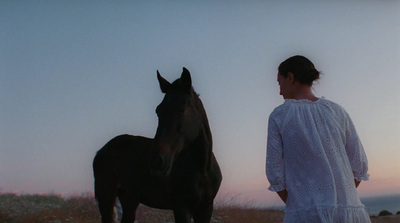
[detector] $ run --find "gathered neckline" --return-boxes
[284,97,324,103]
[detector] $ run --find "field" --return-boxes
[0,193,282,223]
[0,193,398,223]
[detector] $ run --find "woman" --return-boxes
[266,55,370,222]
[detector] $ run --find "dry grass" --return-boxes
[370,215,400,223]
[213,193,283,223]
[214,207,283,223]
[2,192,395,223]
[0,193,100,223]
[0,192,284,223]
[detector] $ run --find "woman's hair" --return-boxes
[278,55,320,85]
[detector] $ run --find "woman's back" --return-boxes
[267,97,370,222]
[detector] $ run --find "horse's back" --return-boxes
[95,134,152,155]
[98,134,152,151]
[93,134,153,178]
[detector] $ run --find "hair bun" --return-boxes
[308,69,320,82]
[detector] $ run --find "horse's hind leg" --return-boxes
[95,180,118,223]
[118,190,139,223]
[96,192,117,223]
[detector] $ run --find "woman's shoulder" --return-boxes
[270,102,290,118]
[318,98,351,123]
[318,98,346,112]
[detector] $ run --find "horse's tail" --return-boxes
[93,142,120,223]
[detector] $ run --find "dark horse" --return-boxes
[93,68,222,223]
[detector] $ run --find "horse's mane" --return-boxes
[190,87,214,174]
[190,88,212,149]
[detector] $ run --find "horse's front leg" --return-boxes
[193,203,213,223]
[173,207,192,223]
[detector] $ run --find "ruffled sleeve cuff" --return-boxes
[354,173,370,181]
[268,184,286,192]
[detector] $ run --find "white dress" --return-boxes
[266,98,370,223]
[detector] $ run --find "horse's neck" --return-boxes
[191,112,213,174]
[191,94,213,173]
[194,96,212,149]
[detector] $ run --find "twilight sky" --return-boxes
[1,1,399,207]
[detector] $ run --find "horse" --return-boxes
[93,68,222,223]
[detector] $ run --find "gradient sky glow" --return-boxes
[1,1,399,207]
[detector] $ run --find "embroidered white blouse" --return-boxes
[266,98,370,223]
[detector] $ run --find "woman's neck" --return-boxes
[291,85,318,102]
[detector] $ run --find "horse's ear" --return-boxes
[181,67,192,90]
[157,70,171,93]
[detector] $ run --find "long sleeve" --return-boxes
[266,114,286,191]
[344,112,369,181]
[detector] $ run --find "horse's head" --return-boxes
[151,68,203,176]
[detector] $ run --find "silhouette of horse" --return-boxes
[93,68,222,223]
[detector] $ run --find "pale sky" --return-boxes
[1,1,399,207]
